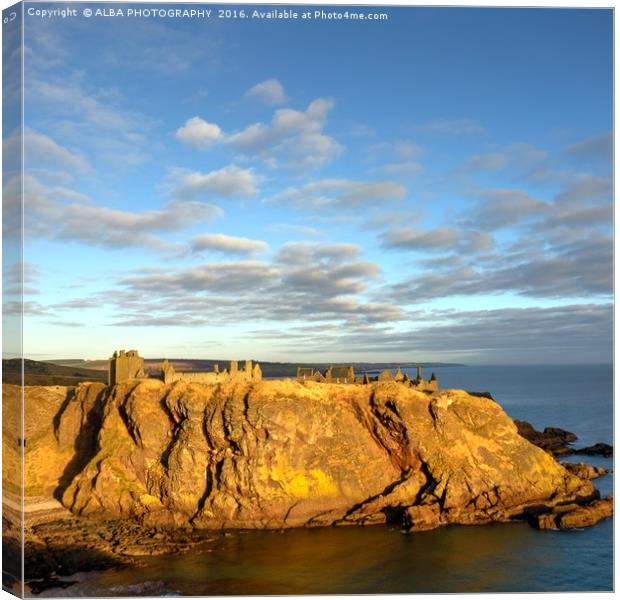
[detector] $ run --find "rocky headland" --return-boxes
[2,379,613,591]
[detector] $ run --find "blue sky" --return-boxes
[6,4,613,364]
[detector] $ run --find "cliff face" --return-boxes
[42,379,593,530]
[3,384,84,497]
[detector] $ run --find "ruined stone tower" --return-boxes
[108,349,146,386]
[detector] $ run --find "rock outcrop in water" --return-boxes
[515,420,613,458]
[575,442,613,457]
[562,462,607,480]
[10,378,601,531]
[531,496,613,530]
[514,420,578,455]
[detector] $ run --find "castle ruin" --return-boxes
[108,349,147,386]
[161,358,262,384]
[107,349,435,392]
[296,364,438,391]
[108,350,262,386]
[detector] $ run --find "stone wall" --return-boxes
[162,359,262,385]
[297,365,439,391]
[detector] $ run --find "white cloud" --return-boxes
[381,227,459,250]
[246,79,288,105]
[554,174,611,207]
[61,200,221,236]
[121,260,278,294]
[228,98,342,167]
[3,262,40,298]
[19,175,223,252]
[112,241,395,327]
[288,304,612,364]
[464,188,547,230]
[273,241,381,297]
[458,143,553,183]
[191,233,269,255]
[28,77,154,167]
[174,98,343,168]
[175,116,223,149]
[4,129,91,174]
[169,165,260,199]
[33,79,136,131]
[174,98,342,169]
[564,131,612,166]
[273,178,407,210]
[271,99,333,133]
[275,241,362,265]
[381,227,494,254]
[388,235,611,302]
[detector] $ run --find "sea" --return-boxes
[45,365,613,596]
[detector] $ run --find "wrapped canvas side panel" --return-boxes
[2,2,24,597]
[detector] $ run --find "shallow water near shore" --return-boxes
[41,364,613,595]
[42,518,613,596]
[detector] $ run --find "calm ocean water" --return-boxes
[49,365,613,595]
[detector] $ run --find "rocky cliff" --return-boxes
[10,378,597,531]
